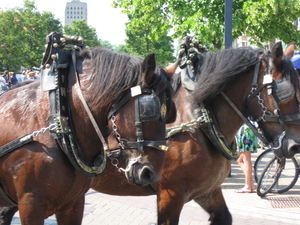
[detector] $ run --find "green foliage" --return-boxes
[0,0,62,71]
[241,0,300,47]
[64,20,101,47]
[64,20,120,51]
[114,0,300,50]
[113,0,175,66]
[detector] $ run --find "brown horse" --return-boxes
[0,32,176,224]
[2,41,300,225]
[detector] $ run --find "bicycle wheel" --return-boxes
[254,149,274,183]
[257,157,284,197]
[272,156,299,194]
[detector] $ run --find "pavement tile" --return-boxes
[10,149,300,224]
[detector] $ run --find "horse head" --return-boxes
[105,54,176,185]
[246,42,300,158]
[75,47,176,186]
[188,41,300,160]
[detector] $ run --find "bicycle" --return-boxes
[254,148,300,197]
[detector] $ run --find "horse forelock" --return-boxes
[191,47,264,102]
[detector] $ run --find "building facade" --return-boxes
[65,0,87,27]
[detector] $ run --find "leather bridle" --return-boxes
[223,54,300,155]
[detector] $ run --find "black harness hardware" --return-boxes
[106,85,168,161]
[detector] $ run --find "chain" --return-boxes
[254,91,268,122]
[111,115,125,149]
[31,124,57,138]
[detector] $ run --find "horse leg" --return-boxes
[156,189,185,225]
[55,194,84,225]
[0,206,18,225]
[194,187,232,225]
[18,199,46,225]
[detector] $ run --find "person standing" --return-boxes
[235,123,258,193]
[0,74,9,91]
[10,72,18,86]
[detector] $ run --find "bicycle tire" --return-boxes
[255,150,299,194]
[257,156,283,197]
[273,157,299,194]
[254,149,274,183]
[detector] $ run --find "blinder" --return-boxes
[272,78,295,104]
[136,95,161,122]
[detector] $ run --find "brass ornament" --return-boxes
[160,103,167,118]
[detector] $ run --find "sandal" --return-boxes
[235,188,255,193]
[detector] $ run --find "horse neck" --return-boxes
[167,85,194,127]
[209,75,253,145]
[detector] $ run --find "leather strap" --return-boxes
[221,92,269,145]
[72,49,109,152]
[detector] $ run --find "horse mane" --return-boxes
[192,47,266,102]
[80,47,173,111]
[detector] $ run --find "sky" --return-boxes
[0,0,128,45]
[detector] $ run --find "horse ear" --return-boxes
[165,59,180,77]
[284,42,295,60]
[141,53,156,87]
[271,42,284,80]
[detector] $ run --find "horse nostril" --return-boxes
[140,166,158,184]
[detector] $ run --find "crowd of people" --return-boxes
[0,70,38,91]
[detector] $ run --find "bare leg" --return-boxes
[236,151,255,190]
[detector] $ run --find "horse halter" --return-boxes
[105,85,169,171]
[242,56,300,151]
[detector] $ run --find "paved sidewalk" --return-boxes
[11,149,300,224]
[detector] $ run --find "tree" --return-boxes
[112,0,175,66]
[0,0,62,71]
[64,20,101,47]
[119,27,175,66]
[114,0,300,50]
[64,20,120,51]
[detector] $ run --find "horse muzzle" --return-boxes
[125,163,160,186]
[272,131,300,158]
